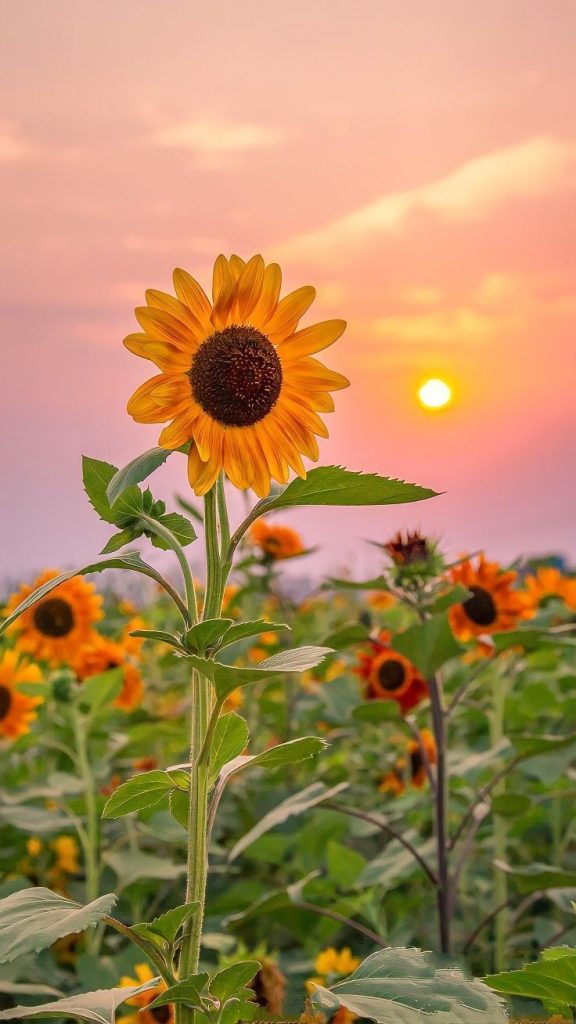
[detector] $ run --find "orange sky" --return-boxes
[1,0,575,583]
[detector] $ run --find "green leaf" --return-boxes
[326,841,366,888]
[210,961,260,1001]
[209,712,250,781]
[75,668,123,713]
[511,733,576,759]
[325,576,389,592]
[245,736,327,771]
[106,447,174,504]
[352,702,400,723]
[100,528,138,554]
[148,975,210,1010]
[0,981,159,1023]
[312,948,507,1023]
[485,947,576,1012]
[185,618,235,653]
[150,512,196,549]
[229,781,348,861]
[0,553,180,635]
[103,850,186,890]
[169,789,189,830]
[491,793,531,817]
[82,457,117,524]
[102,771,176,818]
[0,888,116,964]
[428,585,471,614]
[495,860,576,894]
[187,646,332,698]
[128,628,187,653]
[393,613,462,677]
[322,624,370,650]
[132,902,198,947]
[217,619,290,648]
[263,466,437,511]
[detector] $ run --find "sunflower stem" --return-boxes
[490,664,508,971]
[71,710,100,954]
[140,513,197,624]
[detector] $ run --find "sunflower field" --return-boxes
[1,256,576,1024]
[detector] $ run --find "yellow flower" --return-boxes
[0,650,44,740]
[314,947,360,978]
[250,519,305,561]
[125,255,349,496]
[222,688,243,713]
[120,963,172,1024]
[5,571,103,666]
[52,836,80,875]
[524,567,576,611]
[26,837,42,857]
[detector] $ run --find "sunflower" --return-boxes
[52,835,80,875]
[251,958,286,1015]
[449,555,532,642]
[0,650,43,740]
[125,254,349,496]
[249,519,305,561]
[73,636,144,712]
[408,728,437,788]
[5,571,103,666]
[524,567,576,611]
[120,964,172,1024]
[356,632,428,713]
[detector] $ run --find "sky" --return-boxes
[1,0,575,588]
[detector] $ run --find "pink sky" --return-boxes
[1,0,575,586]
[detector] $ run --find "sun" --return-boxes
[418,378,452,410]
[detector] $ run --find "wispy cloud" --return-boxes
[149,117,286,166]
[282,137,576,258]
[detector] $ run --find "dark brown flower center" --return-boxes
[410,749,423,777]
[149,1005,172,1024]
[462,586,497,627]
[0,685,12,720]
[33,598,75,638]
[377,658,406,691]
[189,325,282,427]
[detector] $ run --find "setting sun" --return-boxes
[418,378,453,410]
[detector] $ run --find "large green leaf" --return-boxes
[106,447,174,504]
[184,618,235,653]
[244,736,327,772]
[510,733,576,759]
[495,860,576,894]
[485,947,576,1013]
[209,962,261,1002]
[217,619,290,649]
[132,902,199,948]
[0,888,116,964]
[209,712,250,781]
[103,850,186,890]
[187,646,332,698]
[262,467,437,511]
[102,770,177,819]
[393,613,462,677]
[0,980,160,1024]
[312,948,507,1023]
[228,781,348,861]
[0,553,182,635]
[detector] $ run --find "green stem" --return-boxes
[72,711,100,953]
[140,513,197,624]
[490,668,508,972]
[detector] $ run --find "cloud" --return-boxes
[281,137,576,258]
[0,120,31,162]
[149,118,286,164]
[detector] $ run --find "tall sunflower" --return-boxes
[5,571,103,666]
[0,650,43,740]
[125,255,349,496]
[449,555,532,642]
[524,566,576,611]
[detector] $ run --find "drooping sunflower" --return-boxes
[449,555,533,642]
[125,254,349,496]
[73,636,144,712]
[250,519,305,561]
[5,571,103,666]
[356,632,428,713]
[0,649,43,740]
[524,566,576,611]
[120,963,172,1024]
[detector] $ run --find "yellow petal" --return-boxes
[145,289,205,338]
[173,268,212,327]
[235,255,265,321]
[228,254,246,280]
[251,263,282,327]
[123,334,190,373]
[158,408,199,449]
[265,286,316,342]
[278,319,347,360]
[134,307,196,350]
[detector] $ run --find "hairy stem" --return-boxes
[140,513,197,624]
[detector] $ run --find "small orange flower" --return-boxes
[408,728,437,788]
[120,964,172,1024]
[250,519,305,561]
[0,650,43,740]
[367,591,396,611]
[356,632,428,713]
[449,555,533,642]
[379,769,406,796]
[73,636,144,711]
[524,566,576,611]
[5,571,103,666]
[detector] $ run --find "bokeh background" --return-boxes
[1,0,575,583]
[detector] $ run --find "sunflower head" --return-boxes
[524,566,576,612]
[5,572,103,666]
[383,530,443,583]
[125,255,349,497]
[73,635,144,712]
[449,554,533,642]
[0,650,44,740]
[249,519,305,562]
[407,728,437,788]
[356,632,428,714]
